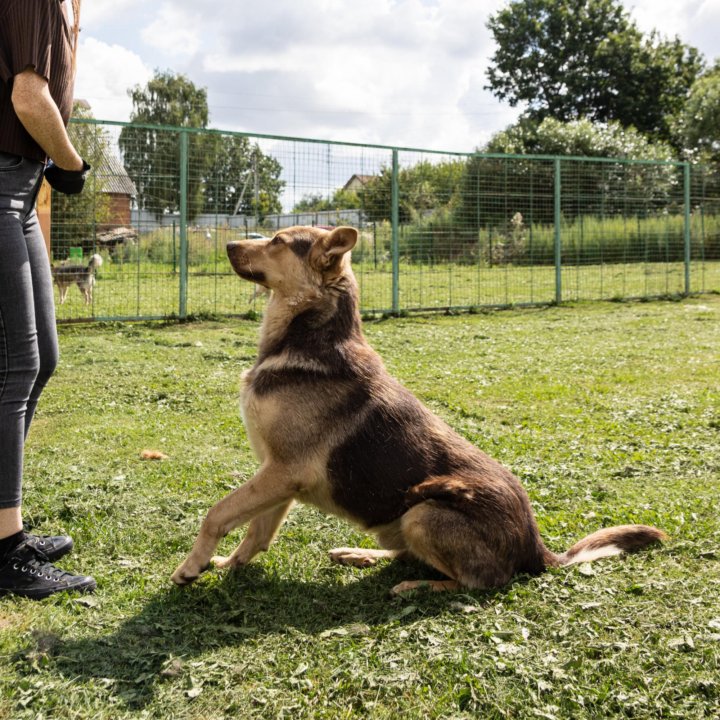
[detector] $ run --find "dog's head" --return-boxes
[227,226,358,300]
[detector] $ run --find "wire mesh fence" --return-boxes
[50,119,720,322]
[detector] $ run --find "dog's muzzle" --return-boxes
[227,241,266,283]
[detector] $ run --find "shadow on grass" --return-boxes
[48,560,516,709]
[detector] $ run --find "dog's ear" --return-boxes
[321,226,358,260]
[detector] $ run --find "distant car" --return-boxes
[246,232,269,240]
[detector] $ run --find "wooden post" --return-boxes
[37,180,52,257]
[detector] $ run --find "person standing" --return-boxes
[0,0,96,598]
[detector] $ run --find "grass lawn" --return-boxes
[1,295,719,719]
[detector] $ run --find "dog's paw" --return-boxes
[390,580,423,596]
[390,579,460,596]
[211,555,233,569]
[170,567,197,586]
[170,560,211,586]
[329,547,378,568]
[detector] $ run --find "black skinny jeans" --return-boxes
[0,151,58,508]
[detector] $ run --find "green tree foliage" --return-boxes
[486,117,675,160]
[202,136,284,219]
[292,188,360,213]
[119,71,284,221]
[675,64,720,210]
[360,160,464,223]
[676,63,720,162]
[51,102,112,257]
[119,71,209,219]
[293,193,328,212]
[485,0,704,143]
[456,117,679,239]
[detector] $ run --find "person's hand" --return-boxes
[44,159,91,195]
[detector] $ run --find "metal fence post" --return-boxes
[179,130,189,319]
[391,148,400,314]
[554,157,562,304]
[684,162,691,295]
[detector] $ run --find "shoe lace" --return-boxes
[13,553,69,582]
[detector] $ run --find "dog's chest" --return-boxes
[240,368,327,458]
[239,371,269,458]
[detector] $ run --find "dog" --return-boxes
[171,226,666,595]
[52,253,103,304]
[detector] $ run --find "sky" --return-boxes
[74,0,720,155]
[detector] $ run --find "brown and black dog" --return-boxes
[171,225,666,595]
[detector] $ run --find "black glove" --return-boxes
[44,159,91,195]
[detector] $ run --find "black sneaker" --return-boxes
[23,533,74,562]
[0,540,96,600]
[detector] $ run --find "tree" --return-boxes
[292,188,361,213]
[675,63,720,162]
[675,64,720,213]
[202,135,284,219]
[455,117,678,238]
[485,116,675,160]
[360,160,464,223]
[485,0,704,143]
[119,70,210,219]
[51,102,112,257]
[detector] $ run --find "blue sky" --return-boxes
[74,0,720,153]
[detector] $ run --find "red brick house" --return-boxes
[96,152,137,229]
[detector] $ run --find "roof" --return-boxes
[96,152,137,196]
[342,174,375,191]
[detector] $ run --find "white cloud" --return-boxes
[141,3,203,59]
[74,38,152,121]
[624,0,719,60]
[73,0,718,153]
[79,0,146,27]
[196,0,510,149]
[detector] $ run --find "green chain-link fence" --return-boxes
[50,119,720,322]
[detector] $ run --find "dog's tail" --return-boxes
[88,253,103,271]
[547,524,667,568]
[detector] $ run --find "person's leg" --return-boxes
[0,169,40,535]
[23,208,59,438]
[0,155,95,597]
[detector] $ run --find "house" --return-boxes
[91,150,139,254]
[95,151,137,229]
[342,174,375,193]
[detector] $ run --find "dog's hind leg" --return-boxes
[329,519,407,567]
[212,500,294,569]
[391,501,514,595]
[329,547,401,568]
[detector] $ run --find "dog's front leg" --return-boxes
[171,464,296,585]
[212,500,294,569]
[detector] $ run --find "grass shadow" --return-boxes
[47,560,518,709]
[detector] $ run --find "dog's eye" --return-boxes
[270,236,284,246]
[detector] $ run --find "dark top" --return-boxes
[0,0,75,161]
